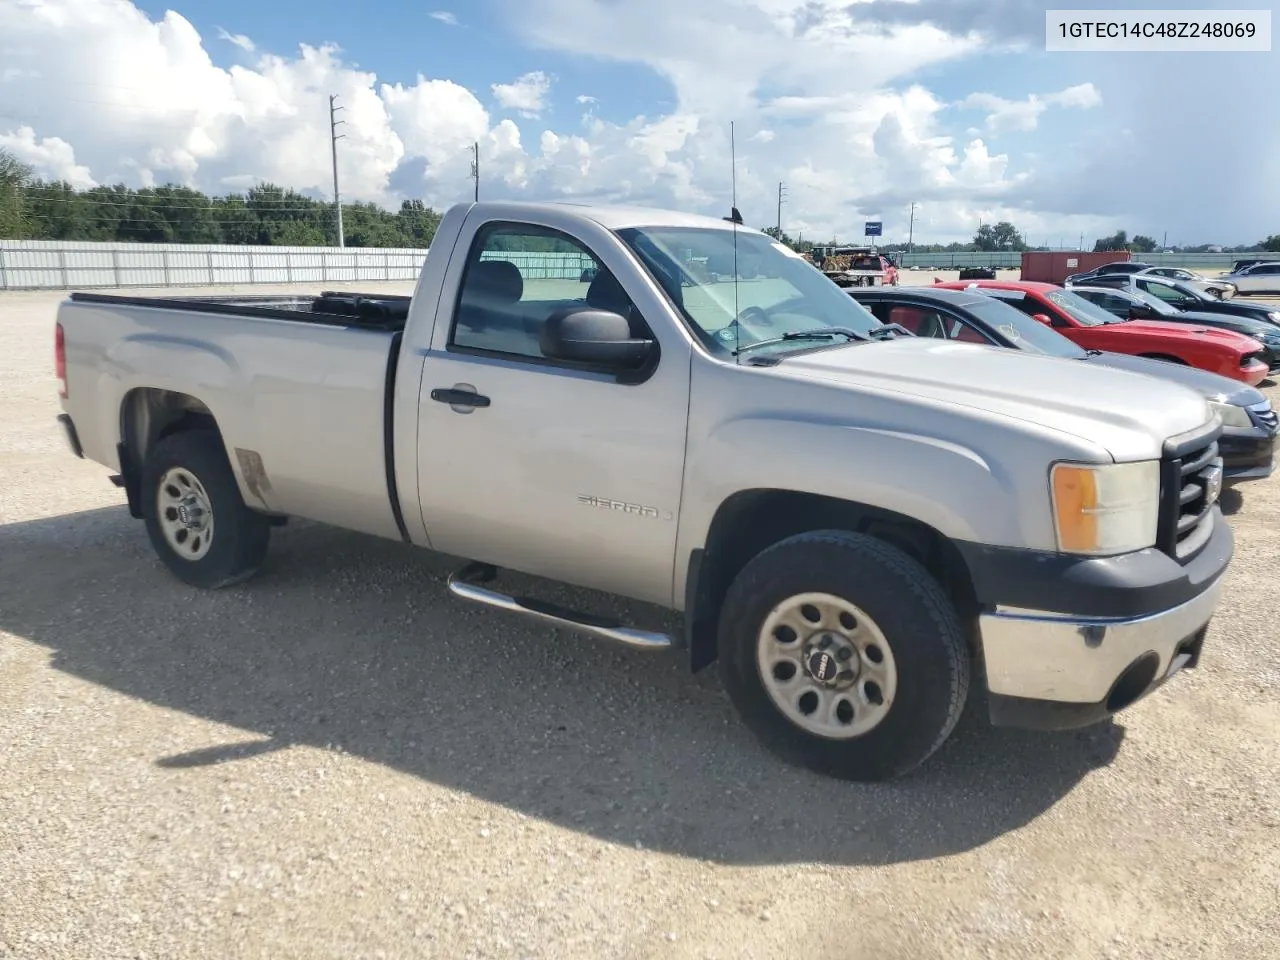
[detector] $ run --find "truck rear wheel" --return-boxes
[140,430,271,589]
[717,530,970,781]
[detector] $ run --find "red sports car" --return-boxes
[932,280,1269,385]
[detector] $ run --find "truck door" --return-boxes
[414,214,693,608]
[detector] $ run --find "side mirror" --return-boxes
[1032,313,1053,326]
[1128,306,1144,319]
[541,307,655,367]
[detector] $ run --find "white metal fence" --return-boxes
[0,239,432,290]
[5,238,1270,290]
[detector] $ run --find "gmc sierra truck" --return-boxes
[54,200,1234,781]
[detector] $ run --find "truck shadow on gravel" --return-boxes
[0,505,1124,867]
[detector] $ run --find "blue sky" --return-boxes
[2,0,1276,245]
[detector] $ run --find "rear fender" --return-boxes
[102,335,261,509]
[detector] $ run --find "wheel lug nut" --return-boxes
[837,669,855,682]
[818,636,834,650]
[836,647,853,661]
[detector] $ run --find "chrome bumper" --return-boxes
[979,571,1225,704]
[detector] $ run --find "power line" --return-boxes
[329,94,345,248]
[18,192,354,212]
[776,181,787,236]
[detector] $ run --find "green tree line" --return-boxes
[0,148,441,247]
[5,148,1280,254]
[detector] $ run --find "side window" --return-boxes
[451,222,638,361]
[1259,265,1280,275]
[1101,293,1133,315]
[1137,279,1185,304]
[946,317,993,344]
[887,306,946,338]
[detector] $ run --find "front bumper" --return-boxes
[1221,404,1279,483]
[957,512,1233,730]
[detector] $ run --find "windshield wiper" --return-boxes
[865,323,914,341]
[734,326,870,355]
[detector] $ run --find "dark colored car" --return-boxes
[1064,261,1153,284]
[1070,285,1280,374]
[1071,273,1280,327]
[849,286,1278,484]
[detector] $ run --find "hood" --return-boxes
[1172,311,1280,339]
[1109,318,1261,347]
[773,338,1212,462]
[1086,351,1265,405]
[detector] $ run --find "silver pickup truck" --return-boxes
[54,200,1235,781]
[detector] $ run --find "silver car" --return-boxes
[1139,267,1236,299]
[1220,261,1280,296]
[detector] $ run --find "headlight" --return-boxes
[1211,400,1254,429]
[1050,460,1160,555]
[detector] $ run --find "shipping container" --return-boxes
[1019,250,1131,285]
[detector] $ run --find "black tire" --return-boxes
[717,530,970,781]
[140,429,271,589]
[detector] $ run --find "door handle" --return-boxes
[430,387,490,408]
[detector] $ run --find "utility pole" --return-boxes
[329,94,345,247]
[776,181,787,237]
[907,202,916,254]
[470,142,479,202]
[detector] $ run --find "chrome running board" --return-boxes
[446,562,674,650]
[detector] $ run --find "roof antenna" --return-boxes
[727,121,741,364]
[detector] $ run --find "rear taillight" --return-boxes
[55,322,67,398]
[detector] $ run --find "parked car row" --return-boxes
[1064,258,1280,298]
[1066,272,1280,326]
[854,283,1277,484]
[927,279,1271,385]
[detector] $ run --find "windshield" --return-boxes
[964,298,1086,359]
[615,226,883,356]
[1043,289,1119,326]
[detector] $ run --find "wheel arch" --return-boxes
[117,388,226,518]
[683,488,979,672]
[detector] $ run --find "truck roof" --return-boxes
[458,200,765,234]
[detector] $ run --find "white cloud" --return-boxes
[215,26,255,52]
[491,71,552,118]
[428,11,459,26]
[0,125,96,189]
[9,0,1254,246]
[958,83,1102,135]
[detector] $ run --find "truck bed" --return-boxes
[58,290,416,544]
[68,290,413,332]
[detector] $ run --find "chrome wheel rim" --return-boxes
[157,466,214,561]
[756,592,899,740]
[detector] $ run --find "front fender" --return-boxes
[673,414,1054,603]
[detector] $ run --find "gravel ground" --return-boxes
[2,282,1278,960]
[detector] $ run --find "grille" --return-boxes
[1157,434,1222,562]
[1242,350,1266,370]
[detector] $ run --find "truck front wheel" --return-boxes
[717,530,970,781]
[140,430,271,589]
